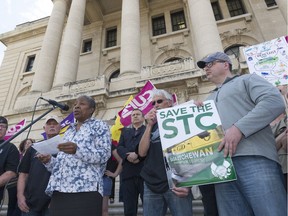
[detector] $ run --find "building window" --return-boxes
[225,44,244,73]
[211,2,223,21]
[225,45,241,58]
[25,55,35,72]
[152,15,166,36]
[171,10,186,31]
[264,0,277,7]
[82,39,92,53]
[164,57,182,63]
[226,0,246,17]
[106,28,117,48]
[109,69,120,82]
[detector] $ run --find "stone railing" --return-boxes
[141,57,196,79]
[60,75,108,96]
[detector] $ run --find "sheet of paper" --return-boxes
[32,135,63,154]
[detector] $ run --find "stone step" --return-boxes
[0,176,205,216]
[0,200,204,216]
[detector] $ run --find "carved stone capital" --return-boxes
[94,95,107,109]
[220,31,232,43]
[185,79,199,95]
[166,87,183,102]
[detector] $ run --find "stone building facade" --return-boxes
[0,0,286,143]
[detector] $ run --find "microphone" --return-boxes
[40,97,70,111]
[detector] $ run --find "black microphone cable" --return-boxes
[26,97,42,139]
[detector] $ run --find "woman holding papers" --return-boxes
[38,95,111,216]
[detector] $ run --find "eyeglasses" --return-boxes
[152,99,165,106]
[204,60,225,69]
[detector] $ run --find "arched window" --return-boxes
[225,44,248,74]
[224,44,242,59]
[164,57,182,63]
[109,69,120,82]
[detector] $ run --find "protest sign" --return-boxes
[118,80,156,126]
[157,100,237,188]
[4,119,26,140]
[111,95,133,144]
[243,36,288,86]
[118,81,178,126]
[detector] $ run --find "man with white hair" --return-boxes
[17,115,62,216]
[138,89,193,216]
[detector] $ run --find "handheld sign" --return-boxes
[157,100,237,188]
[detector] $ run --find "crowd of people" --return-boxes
[0,51,286,216]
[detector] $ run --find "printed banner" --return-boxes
[157,100,237,188]
[118,80,156,126]
[4,119,26,140]
[172,93,178,106]
[59,112,75,136]
[111,95,134,144]
[243,36,288,86]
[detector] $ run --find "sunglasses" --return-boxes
[152,99,165,106]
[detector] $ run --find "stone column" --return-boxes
[120,0,141,76]
[141,9,152,67]
[275,0,287,25]
[53,0,86,87]
[31,0,67,92]
[186,0,223,59]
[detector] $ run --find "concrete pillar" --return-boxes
[141,9,152,67]
[53,0,86,87]
[275,0,287,26]
[186,0,223,59]
[120,0,141,76]
[31,0,67,92]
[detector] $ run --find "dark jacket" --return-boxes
[117,125,146,180]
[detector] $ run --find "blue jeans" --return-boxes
[143,183,193,216]
[103,176,113,196]
[21,208,49,216]
[215,156,287,216]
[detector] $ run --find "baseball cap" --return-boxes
[0,116,8,125]
[45,115,62,124]
[197,52,232,69]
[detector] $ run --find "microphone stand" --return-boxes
[2,107,56,145]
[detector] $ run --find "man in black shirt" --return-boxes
[138,89,193,216]
[0,116,19,211]
[117,109,146,216]
[17,115,61,216]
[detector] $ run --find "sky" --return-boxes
[0,0,53,64]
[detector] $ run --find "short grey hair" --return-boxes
[151,89,173,101]
[78,95,96,110]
